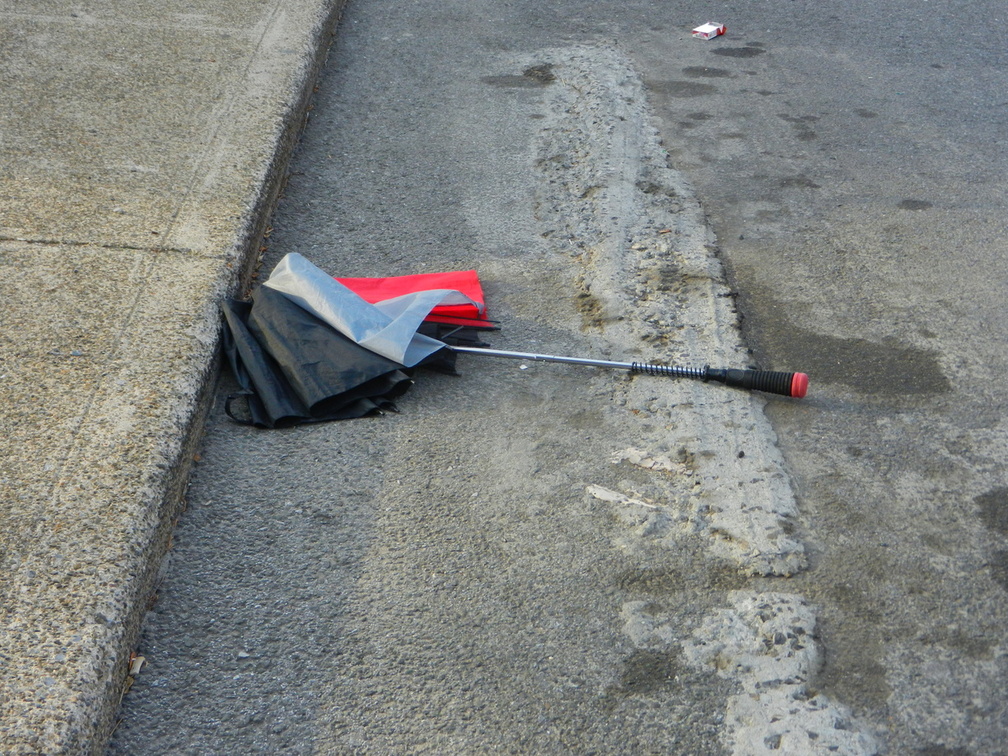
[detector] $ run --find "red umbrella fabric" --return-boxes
[336,270,496,330]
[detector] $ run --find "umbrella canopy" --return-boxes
[222,253,487,428]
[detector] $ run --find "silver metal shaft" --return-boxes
[449,345,635,370]
[448,345,708,379]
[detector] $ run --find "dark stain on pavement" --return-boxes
[575,289,606,330]
[899,198,933,210]
[483,64,555,88]
[951,634,997,661]
[979,487,1008,596]
[619,650,684,695]
[705,563,753,590]
[989,550,1008,591]
[647,79,718,97]
[616,567,684,594]
[976,487,1008,536]
[749,315,951,397]
[636,180,679,199]
[711,45,766,58]
[778,113,818,141]
[649,263,684,292]
[780,175,821,189]
[522,64,555,84]
[799,331,946,396]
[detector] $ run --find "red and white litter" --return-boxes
[692,22,726,40]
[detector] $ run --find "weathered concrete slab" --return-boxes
[0,0,344,752]
[0,243,223,752]
[0,4,333,258]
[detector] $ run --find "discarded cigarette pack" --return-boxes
[692,22,726,40]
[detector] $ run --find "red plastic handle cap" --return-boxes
[790,372,809,398]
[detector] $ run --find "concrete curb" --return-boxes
[0,2,345,752]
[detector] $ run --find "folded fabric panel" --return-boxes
[337,269,491,325]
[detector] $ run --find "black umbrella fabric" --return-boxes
[221,254,483,428]
[222,287,417,427]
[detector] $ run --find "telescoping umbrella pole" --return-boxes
[449,345,809,398]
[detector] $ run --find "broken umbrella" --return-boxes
[221,253,807,428]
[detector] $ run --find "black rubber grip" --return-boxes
[706,368,802,397]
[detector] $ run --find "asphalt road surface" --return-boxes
[111,1,1007,754]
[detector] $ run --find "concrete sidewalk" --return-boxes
[0,2,343,752]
